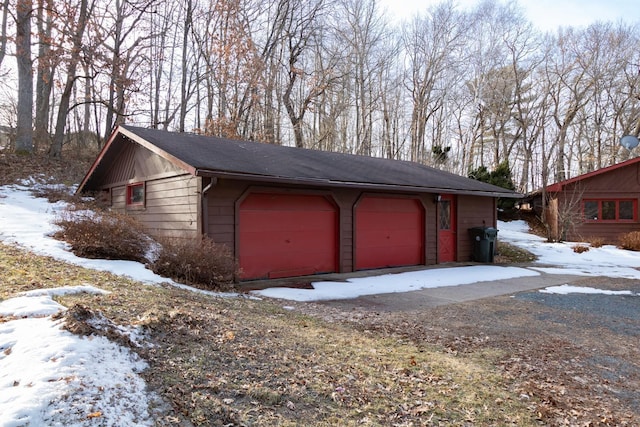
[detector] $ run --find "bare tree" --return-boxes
[280,0,336,149]
[196,0,264,139]
[545,28,595,181]
[148,0,181,130]
[334,0,387,156]
[49,0,93,158]
[402,2,466,163]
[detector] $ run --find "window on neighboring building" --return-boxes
[583,199,636,222]
[126,182,145,207]
[619,201,634,220]
[584,201,598,220]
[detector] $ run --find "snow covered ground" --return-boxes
[1,183,639,425]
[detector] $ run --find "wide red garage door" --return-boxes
[239,193,338,280]
[355,196,424,270]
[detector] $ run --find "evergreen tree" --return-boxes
[469,160,516,210]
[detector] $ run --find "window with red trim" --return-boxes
[583,199,636,222]
[126,183,145,207]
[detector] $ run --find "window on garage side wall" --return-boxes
[126,182,145,207]
[583,199,636,222]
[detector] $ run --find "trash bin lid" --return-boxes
[485,227,498,238]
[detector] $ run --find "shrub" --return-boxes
[31,184,78,204]
[586,237,605,248]
[151,237,237,292]
[53,208,151,263]
[572,245,590,254]
[619,231,640,251]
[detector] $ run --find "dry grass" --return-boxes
[495,241,537,263]
[0,150,96,188]
[619,231,640,251]
[586,236,605,248]
[0,243,539,426]
[320,279,640,426]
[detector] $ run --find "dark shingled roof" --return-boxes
[79,125,521,198]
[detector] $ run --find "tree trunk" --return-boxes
[178,0,193,132]
[16,0,33,154]
[0,0,11,69]
[34,0,54,150]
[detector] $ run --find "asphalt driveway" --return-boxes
[317,270,586,312]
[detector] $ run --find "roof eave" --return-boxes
[119,126,198,176]
[195,169,522,198]
[76,126,200,194]
[76,127,123,194]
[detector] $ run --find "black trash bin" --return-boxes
[469,226,498,262]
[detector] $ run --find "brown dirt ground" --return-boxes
[288,275,640,426]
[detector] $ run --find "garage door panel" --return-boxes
[241,211,334,233]
[241,193,335,211]
[239,193,338,280]
[357,228,422,244]
[359,197,418,212]
[361,211,421,226]
[240,230,335,253]
[356,197,424,270]
[362,245,423,265]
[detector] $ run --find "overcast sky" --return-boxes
[381,0,638,32]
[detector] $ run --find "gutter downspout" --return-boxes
[201,177,218,237]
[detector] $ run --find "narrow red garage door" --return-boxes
[355,196,424,270]
[239,193,338,280]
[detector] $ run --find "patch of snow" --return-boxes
[253,266,540,302]
[498,220,640,279]
[19,285,110,298]
[0,286,153,427]
[0,296,66,317]
[540,285,637,296]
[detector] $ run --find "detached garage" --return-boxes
[77,125,520,281]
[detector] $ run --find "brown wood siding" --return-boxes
[557,165,640,244]
[421,194,437,264]
[94,143,199,239]
[112,186,126,211]
[205,178,493,273]
[205,180,249,249]
[138,175,199,239]
[457,196,497,262]
[100,140,183,185]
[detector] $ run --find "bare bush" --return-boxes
[586,237,605,248]
[151,237,237,292]
[572,244,590,254]
[31,184,78,204]
[53,208,151,263]
[619,231,640,251]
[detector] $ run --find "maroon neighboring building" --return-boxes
[77,125,520,280]
[529,156,640,243]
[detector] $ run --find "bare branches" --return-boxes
[1,0,639,181]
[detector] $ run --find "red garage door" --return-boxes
[355,196,424,270]
[239,193,338,280]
